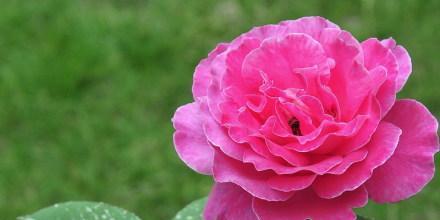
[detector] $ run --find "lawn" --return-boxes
[0,0,439,219]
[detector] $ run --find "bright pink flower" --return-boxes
[172,16,439,220]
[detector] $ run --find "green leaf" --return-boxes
[18,201,141,220]
[357,215,373,220]
[173,197,207,220]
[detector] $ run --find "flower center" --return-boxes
[288,117,302,136]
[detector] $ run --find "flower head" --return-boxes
[172,16,439,220]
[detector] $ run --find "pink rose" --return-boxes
[172,16,439,220]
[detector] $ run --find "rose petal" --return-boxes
[280,16,340,40]
[223,37,262,97]
[172,101,214,175]
[213,149,295,201]
[239,24,288,43]
[319,29,373,121]
[204,183,258,220]
[381,38,412,91]
[284,115,369,153]
[253,187,368,220]
[371,66,396,118]
[327,97,381,155]
[267,174,317,192]
[362,38,399,115]
[242,33,327,90]
[204,115,247,160]
[366,99,439,202]
[328,61,373,121]
[327,149,368,175]
[293,61,341,117]
[193,43,228,99]
[243,148,342,175]
[362,38,399,77]
[239,16,339,45]
[313,121,402,199]
[265,139,310,166]
[205,81,223,123]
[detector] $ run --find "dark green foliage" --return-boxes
[19,201,140,220]
[173,197,206,220]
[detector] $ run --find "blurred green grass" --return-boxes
[0,0,438,219]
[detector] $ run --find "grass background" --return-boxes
[0,0,438,219]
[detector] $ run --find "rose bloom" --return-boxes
[172,17,439,220]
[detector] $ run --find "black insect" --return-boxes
[288,117,302,136]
